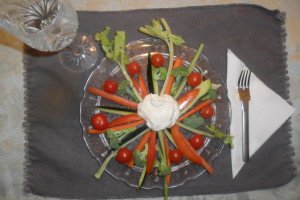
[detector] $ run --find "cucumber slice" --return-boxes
[147,52,155,94]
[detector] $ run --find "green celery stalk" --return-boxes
[96,107,135,115]
[158,131,166,160]
[163,181,169,200]
[139,18,185,95]
[95,28,142,102]
[163,129,177,148]
[172,44,204,99]
[94,151,116,179]
[176,121,214,138]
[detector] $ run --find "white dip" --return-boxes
[137,94,180,131]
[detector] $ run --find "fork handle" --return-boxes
[241,102,249,162]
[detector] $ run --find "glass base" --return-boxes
[59,33,98,72]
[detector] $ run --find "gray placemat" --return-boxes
[23,4,295,199]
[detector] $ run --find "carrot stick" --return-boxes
[164,57,184,95]
[127,159,134,168]
[88,129,106,134]
[135,131,152,151]
[170,125,213,174]
[173,57,184,69]
[177,99,213,121]
[109,114,143,127]
[180,134,213,174]
[176,88,200,110]
[131,77,144,98]
[88,86,138,109]
[164,76,175,95]
[165,170,171,186]
[146,131,156,174]
[138,72,149,96]
[88,120,145,134]
[110,119,145,131]
[128,130,152,168]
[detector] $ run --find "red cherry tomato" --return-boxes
[187,72,202,87]
[103,80,118,94]
[91,113,108,130]
[126,61,141,76]
[189,134,205,150]
[151,53,165,67]
[116,147,133,164]
[200,104,214,119]
[169,149,183,164]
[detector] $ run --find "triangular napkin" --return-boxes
[226,49,295,178]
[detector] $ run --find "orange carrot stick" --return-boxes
[146,131,156,174]
[178,99,213,121]
[109,114,143,127]
[110,119,145,131]
[176,88,200,110]
[128,130,152,168]
[138,72,149,96]
[89,119,145,134]
[131,77,144,97]
[88,129,106,134]
[164,57,184,95]
[170,125,213,174]
[164,76,175,95]
[135,131,152,151]
[88,86,138,109]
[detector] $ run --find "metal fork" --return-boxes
[238,69,252,162]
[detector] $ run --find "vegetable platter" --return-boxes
[80,18,231,199]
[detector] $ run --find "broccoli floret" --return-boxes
[117,80,139,102]
[153,67,167,81]
[154,145,171,176]
[201,88,218,100]
[107,127,136,149]
[155,160,171,176]
[183,114,204,129]
[134,144,170,176]
[171,66,188,77]
[133,144,148,167]
[170,67,189,96]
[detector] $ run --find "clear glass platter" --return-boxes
[80,38,230,189]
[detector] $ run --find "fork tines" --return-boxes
[238,70,251,101]
[238,70,251,89]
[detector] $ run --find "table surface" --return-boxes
[0,0,299,200]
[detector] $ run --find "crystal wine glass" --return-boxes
[0,0,98,72]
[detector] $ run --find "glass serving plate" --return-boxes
[80,38,230,189]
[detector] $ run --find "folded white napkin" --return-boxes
[226,49,295,178]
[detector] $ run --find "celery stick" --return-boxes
[176,122,214,138]
[173,44,204,99]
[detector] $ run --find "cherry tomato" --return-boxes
[151,53,165,67]
[126,61,141,76]
[189,134,205,150]
[91,113,108,130]
[200,104,214,119]
[187,72,202,87]
[103,79,118,94]
[116,147,133,164]
[169,149,183,164]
